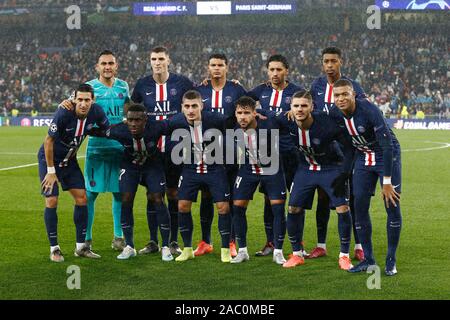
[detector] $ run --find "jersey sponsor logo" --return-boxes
[261,95,270,98]
[50,123,58,132]
[146,92,153,95]
[317,92,324,95]
[202,98,209,102]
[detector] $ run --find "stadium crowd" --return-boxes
[0,13,448,118]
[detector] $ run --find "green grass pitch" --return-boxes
[0,127,449,300]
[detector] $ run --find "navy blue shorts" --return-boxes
[178,167,230,203]
[119,161,166,194]
[38,149,85,197]
[233,167,286,201]
[259,152,297,194]
[352,155,402,198]
[289,167,348,209]
[164,153,182,189]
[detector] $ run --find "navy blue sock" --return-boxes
[316,198,330,244]
[146,201,158,243]
[354,195,375,264]
[178,212,193,247]
[218,213,231,248]
[200,196,214,244]
[350,195,360,244]
[44,207,58,246]
[73,205,87,244]
[271,203,286,250]
[337,211,352,254]
[263,200,274,243]
[168,199,178,243]
[155,203,171,247]
[232,205,247,248]
[287,210,305,252]
[386,203,402,262]
[229,202,236,242]
[121,202,135,248]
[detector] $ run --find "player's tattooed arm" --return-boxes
[42,134,59,194]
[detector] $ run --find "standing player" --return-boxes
[231,96,287,265]
[247,54,304,257]
[165,90,232,263]
[85,50,130,251]
[330,79,402,276]
[308,47,366,261]
[279,90,354,270]
[194,53,247,257]
[89,103,173,261]
[38,84,109,262]
[131,46,194,256]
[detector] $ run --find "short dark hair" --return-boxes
[235,96,257,111]
[266,54,289,69]
[208,53,228,65]
[333,79,354,89]
[75,83,95,99]
[182,90,202,102]
[127,103,146,114]
[151,46,169,55]
[292,90,313,102]
[97,50,115,61]
[321,47,342,58]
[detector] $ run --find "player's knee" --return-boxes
[336,205,350,214]
[122,193,134,205]
[233,200,248,208]
[216,202,230,214]
[45,196,58,208]
[74,194,87,206]
[288,206,304,214]
[270,199,285,206]
[166,188,178,200]
[147,192,163,205]
[178,200,191,213]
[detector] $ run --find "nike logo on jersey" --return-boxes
[289,132,297,136]
[146,92,154,95]
[202,98,209,102]
[281,191,286,195]
[160,182,166,186]
[65,128,75,131]
[261,95,269,98]
[225,193,230,197]
[393,184,400,189]
[318,92,324,95]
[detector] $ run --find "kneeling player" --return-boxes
[231,96,287,265]
[39,84,109,262]
[281,90,354,270]
[91,103,172,261]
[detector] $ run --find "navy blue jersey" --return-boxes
[165,110,228,174]
[233,116,282,176]
[329,98,400,177]
[42,104,109,166]
[248,81,304,154]
[101,121,166,168]
[196,80,247,116]
[276,112,350,170]
[311,75,366,114]
[131,73,194,120]
[131,72,194,152]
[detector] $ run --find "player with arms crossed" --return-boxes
[308,47,366,261]
[194,53,247,257]
[131,46,194,256]
[330,79,402,276]
[247,54,305,257]
[39,84,109,262]
[280,90,354,270]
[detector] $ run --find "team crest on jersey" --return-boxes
[312,138,321,145]
[170,88,177,96]
[86,124,94,131]
[50,123,57,133]
[225,96,232,103]
[285,97,292,104]
[357,126,366,133]
[118,93,123,99]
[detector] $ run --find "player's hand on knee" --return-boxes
[331,172,350,197]
[41,173,59,194]
[382,184,400,208]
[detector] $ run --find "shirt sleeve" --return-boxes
[131,80,143,103]
[247,85,262,101]
[353,81,367,99]
[48,108,66,139]
[95,105,110,130]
